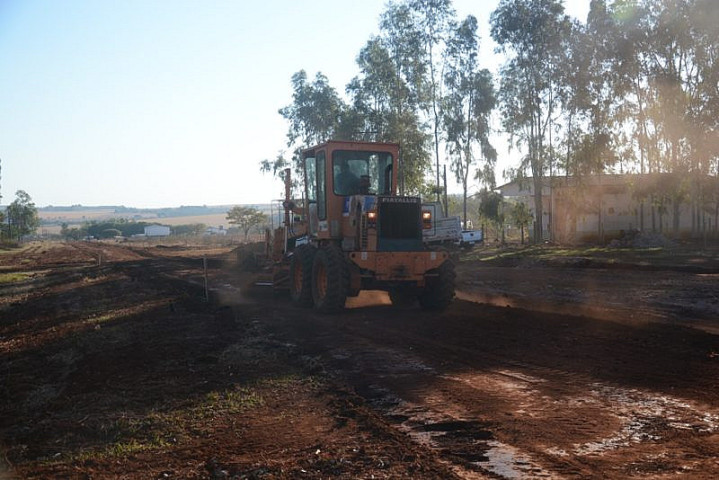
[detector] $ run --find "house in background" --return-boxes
[205,226,226,235]
[144,225,171,237]
[498,173,718,244]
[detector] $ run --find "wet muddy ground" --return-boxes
[1,241,718,478]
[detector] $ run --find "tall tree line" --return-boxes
[492,0,719,241]
[274,0,497,211]
[273,0,719,242]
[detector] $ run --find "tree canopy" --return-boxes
[270,0,719,241]
[226,206,267,241]
[6,190,40,240]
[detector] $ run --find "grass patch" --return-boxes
[197,387,264,418]
[69,385,266,463]
[68,377,325,463]
[462,244,672,264]
[0,272,31,283]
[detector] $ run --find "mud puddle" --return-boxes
[327,335,719,478]
[571,384,719,456]
[370,383,553,479]
[329,344,554,478]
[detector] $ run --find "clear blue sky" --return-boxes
[0,0,589,208]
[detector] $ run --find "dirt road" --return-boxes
[1,242,718,478]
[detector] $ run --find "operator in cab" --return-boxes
[335,159,360,195]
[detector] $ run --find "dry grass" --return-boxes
[153,213,229,228]
[38,209,120,221]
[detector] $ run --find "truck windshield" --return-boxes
[332,150,393,196]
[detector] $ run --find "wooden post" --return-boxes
[203,256,209,302]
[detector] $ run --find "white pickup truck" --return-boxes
[421,202,462,247]
[422,203,484,250]
[459,229,483,249]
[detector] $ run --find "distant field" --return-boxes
[38,208,235,236]
[154,213,229,228]
[39,209,128,222]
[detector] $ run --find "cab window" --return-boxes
[332,150,393,196]
[316,151,326,220]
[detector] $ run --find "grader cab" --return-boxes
[268,140,455,313]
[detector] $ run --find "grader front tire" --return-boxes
[312,244,348,313]
[418,260,456,311]
[289,245,316,307]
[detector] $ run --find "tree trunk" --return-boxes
[651,199,656,233]
[598,176,604,244]
[640,202,644,231]
[462,183,468,229]
[533,178,543,243]
[434,115,441,204]
[659,203,664,233]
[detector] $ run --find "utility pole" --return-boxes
[443,165,448,217]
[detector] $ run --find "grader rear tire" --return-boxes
[289,245,316,307]
[418,260,456,311]
[312,244,348,313]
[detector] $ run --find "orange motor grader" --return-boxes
[265,140,455,313]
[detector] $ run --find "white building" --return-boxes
[144,225,171,237]
[498,173,718,244]
[205,226,226,235]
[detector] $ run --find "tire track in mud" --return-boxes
[264,296,719,479]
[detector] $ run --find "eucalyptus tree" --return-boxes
[490,0,572,242]
[442,15,497,227]
[582,0,622,170]
[410,0,456,204]
[276,70,346,193]
[558,0,624,241]
[259,151,297,197]
[675,0,719,235]
[345,3,431,195]
[346,39,429,194]
[633,0,719,234]
[601,0,661,230]
[379,2,427,106]
[346,39,398,141]
[279,70,345,148]
[6,190,39,241]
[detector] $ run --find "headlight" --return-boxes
[422,210,432,229]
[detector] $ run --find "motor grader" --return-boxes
[261,140,455,313]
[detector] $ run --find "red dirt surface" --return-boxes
[1,241,718,479]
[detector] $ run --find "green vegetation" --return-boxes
[170,223,206,236]
[59,219,220,239]
[271,0,718,244]
[510,201,532,245]
[59,376,326,464]
[461,244,719,270]
[86,219,148,238]
[68,385,266,463]
[226,206,267,241]
[4,190,40,241]
[100,228,122,239]
[0,272,30,283]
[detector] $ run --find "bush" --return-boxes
[100,228,122,239]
